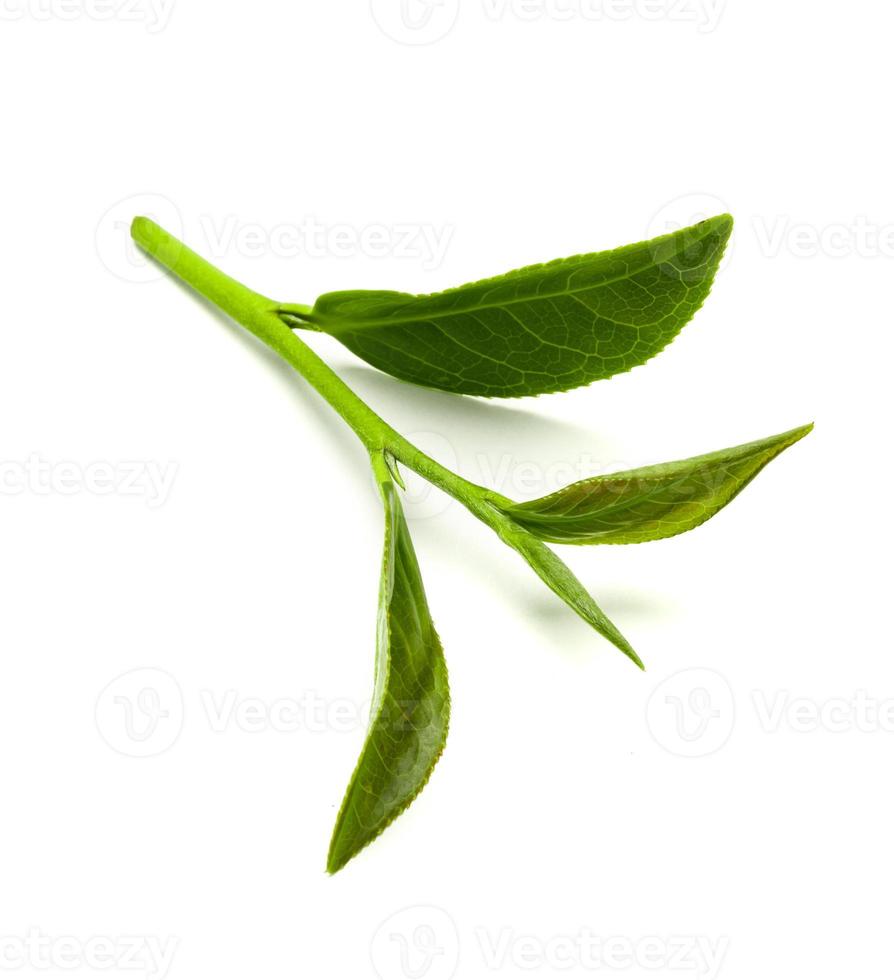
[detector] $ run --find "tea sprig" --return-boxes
[131,215,810,872]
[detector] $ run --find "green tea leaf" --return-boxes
[485,504,643,669]
[500,424,813,546]
[327,475,450,873]
[293,215,732,398]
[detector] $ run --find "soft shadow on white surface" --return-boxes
[164,277,371,482]
[338,362,618,465]
[162,278,618,486]
[522,583,679,626]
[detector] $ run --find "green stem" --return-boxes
[131,218,641,668]
[131,218,502,510]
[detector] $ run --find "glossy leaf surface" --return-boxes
[327,479,449,873]
[501,424,813,545]
[299,216,732,397]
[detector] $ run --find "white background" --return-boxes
[1,1,891,978]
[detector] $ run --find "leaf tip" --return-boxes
[774,421,814,453]
[707,212,734,235]
[602,621,645,671]
[325,838,350,876]
[698,213,734,269]
[326,804,378,875]
[689,213,733,253]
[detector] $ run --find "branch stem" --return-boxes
[130,218,500,509]
[130,217,641,669]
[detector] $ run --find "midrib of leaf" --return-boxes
[516,430,807,519]
[505,424,814,546]
[523,468,731,520]
[309,221,722,332]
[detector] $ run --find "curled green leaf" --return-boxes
[500,424,813,546]
[483,503,643,669]
[327,467,450,873]
[290,215,732,398]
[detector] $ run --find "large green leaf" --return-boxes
[327,475,450,873]
[292,215,732,398]
[500,424,813,546]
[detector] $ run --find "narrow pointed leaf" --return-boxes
[500,424,813,546]
[293,215,732,398]
[485,504,643,668]
[327,479,449,873]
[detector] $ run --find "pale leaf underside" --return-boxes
[502,424,813,545]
